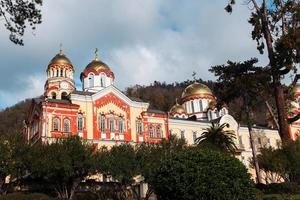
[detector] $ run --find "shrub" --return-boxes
[149,148,257,200]
[256,182,300,194]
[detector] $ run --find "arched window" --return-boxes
[109,115,114,133]
[199,100,203,111]
[60,69,63,77]
[157,126,162,138]
[77,114,83,131]
[100,115,106,133]
[100,73,106,87]
[88,73,94,88]
[53,118,60,131]
[136,120,142,136]
[63,119,71,132]
[118,117,123,134]
[51,92,56,99]
[191,101,195,113]
[149,126,154,138]
[61,92,68,100]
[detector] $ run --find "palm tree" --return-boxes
[195,123,237,154]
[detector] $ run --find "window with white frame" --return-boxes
[157,126,162,138]
[180,130,185,140]
[77,114,83,131]
[109,115,114,133]
[100,73,106,87]
[53,118,60,131]
[192,131,197,144]
[199,100,203,111]
[118,117,123,134]
[100,115,106,133]
[149,126,154,138]
[137,120,142,136]
[63,119,71,132]
[88,73,94,88]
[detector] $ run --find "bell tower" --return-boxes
[44,47,75,100]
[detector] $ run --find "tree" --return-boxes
[210,58,271,183]
[136,135,187,200]
[225,0,300,140]
[0,0,42,45]
[195,122,237,154]
[149,148,258,200]
[29,136,96,200]
[257,139,300,183]
[0,133,29,195]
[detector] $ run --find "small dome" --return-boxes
[49,52,72,66]
[85,59,110,72]
[170,103,186,114]
[207,100,217,110]
[292,84,300,95]
[181,81,215,101]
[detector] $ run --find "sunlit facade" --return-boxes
[24,50,299,183]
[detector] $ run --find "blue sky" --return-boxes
[0,0,270,109]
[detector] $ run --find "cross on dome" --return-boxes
[95,48,99,61]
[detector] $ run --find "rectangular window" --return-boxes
[180,130,185,140]
[118,117,123,134]
[100,116,106,133]
[109,116,114,133]
[149,126,154,138]
[239,136,243,148]
[199,100,203,112]
[193,131,197,144]
[77,114,83,131]
[137,120,142,136]
[157,126,162,138]
[258,137,262,148]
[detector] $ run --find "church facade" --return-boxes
[24,49,300,182]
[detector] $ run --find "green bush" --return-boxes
[149,148,257,200]
[0,193,55,200]
[257,182,300,194]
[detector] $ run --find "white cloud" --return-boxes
[0,0,269,109]
[0,74,44,108]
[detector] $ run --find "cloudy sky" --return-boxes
[0,0,269,109]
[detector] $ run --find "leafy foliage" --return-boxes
[28,136,96,199]
[224,0,300,139]
[195,123,237,154]
[149,148,257,200]
[0,0,42,45]
[257,139,300,183]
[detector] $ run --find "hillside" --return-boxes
[0,99,32,136]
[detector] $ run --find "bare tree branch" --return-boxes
[251,0,261,14]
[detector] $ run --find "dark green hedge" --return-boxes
[256,182,300,195]
[149,148,258,200]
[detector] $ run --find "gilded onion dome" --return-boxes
[80,48,114,82]
[207,100,217,110]
[85,59,110,71]
[170,99,186,114]
[48,49,74,71]
[181,81,215,101]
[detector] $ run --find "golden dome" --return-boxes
[181,81,215,100]
[85,59,110,72]
[170,101,186,114]
[292,84,300,95]
[49,52,72,66]
[208,100,217,110]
